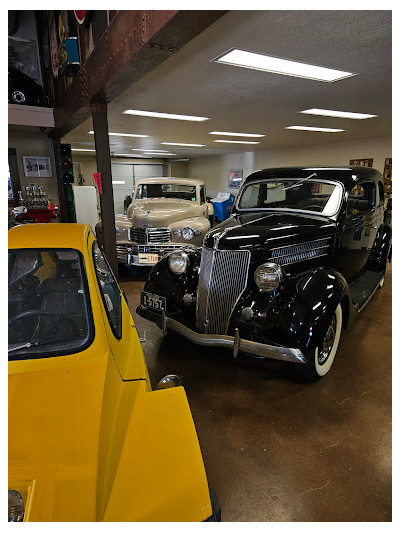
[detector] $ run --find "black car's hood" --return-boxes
[204,212,337,250]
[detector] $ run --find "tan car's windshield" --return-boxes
[136,183,197,201]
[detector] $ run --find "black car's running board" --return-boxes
[350,270,384,312]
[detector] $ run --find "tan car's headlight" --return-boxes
[168,251,189,274]
[8,490,24,522]
[181,226,195,240]
[254,263,284,292]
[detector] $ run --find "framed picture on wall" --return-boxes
[228,169,243,188]
[22,156,52,178]
[349,158,373,167]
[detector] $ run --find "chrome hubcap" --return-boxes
[318,315,336,365]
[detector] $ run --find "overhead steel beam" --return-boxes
[51,10,227,138]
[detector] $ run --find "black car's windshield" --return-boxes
[136,183,197,201]
[238,180,342,216]
[8,249,92,360]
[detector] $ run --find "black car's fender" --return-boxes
[142,249,201,327]
[366,223,392,272]
[288,268,349,352]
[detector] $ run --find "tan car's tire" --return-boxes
[294,303,342,382]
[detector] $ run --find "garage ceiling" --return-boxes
[64,10,392,160]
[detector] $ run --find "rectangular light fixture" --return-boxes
[209,131,265,138]
[145,153,176,156]
[161,142,205,147]
[131,149,170,153]
[113,153,147,157]
[213,139,259,144]
[88,130,149,138]
[71,148,96,152]
[112,181,126,185]
[300,108,377,119]
[123,110,210,122]
[213,49,355,82]
[285,126,345,132]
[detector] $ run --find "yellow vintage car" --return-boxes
[8,223,220,522]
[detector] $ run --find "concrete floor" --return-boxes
[120,263,392,522]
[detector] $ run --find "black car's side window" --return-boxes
[92,241,122,339]
[377,181,385,206]
[347,182,376,215]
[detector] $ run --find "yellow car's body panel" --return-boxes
[8,223,212,521]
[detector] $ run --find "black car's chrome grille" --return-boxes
[129,227,171,243]
[268,238,331,266]
[196,248,251,335]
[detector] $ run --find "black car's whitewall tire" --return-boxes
[294,303,342,382]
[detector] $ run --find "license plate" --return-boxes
[140,291,166,311]
[130,253,159,265]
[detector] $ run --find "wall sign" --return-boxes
[93,172,103,194]
[228,169,243,188]
[22,156,52,178]
[349,158,373,167]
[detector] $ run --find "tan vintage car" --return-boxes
[96,178,213,266]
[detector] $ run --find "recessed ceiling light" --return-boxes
[161,142,205,147]
[300,108,377,119]
[88,130,149,138]
[209,131,265,138]
[113,153,148,157]
[123,110,210,122]
[71,148,96,152]
[213,49,355,82]
[285,126,345,132]
[131,149,170,153]
[213,139,260,144]
[145,153,176,156]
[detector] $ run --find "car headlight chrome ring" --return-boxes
[181,226,195,240]
[168,251,189,274]
[8,490,24,522]
[254,262,284,292]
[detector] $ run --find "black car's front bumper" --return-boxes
[137,305,306,364]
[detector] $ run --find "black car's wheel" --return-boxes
[294,303,342,382]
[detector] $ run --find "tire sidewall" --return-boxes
[314,303,343,377]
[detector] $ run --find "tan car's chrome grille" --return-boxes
[197,248,251,335]
[268,238,331,266]
[129,227,171,244]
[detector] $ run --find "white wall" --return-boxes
[188,136,392,197]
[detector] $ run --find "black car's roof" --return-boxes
[244,166,383,190]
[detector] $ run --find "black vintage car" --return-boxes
[137,167,391,381]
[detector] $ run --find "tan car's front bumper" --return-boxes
[116,241,195,265]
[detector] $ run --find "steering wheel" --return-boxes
[8,309,80,341]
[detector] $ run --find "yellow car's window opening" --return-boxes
[8,249,93,360]
[92,242,122,339]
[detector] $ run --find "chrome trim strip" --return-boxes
[160,314,306,363]
[357,276,385,312]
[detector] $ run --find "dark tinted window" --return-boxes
[347,182,375,214]
[378,182,385,205]
[93,242,122,339]
[200,185,206,204]
[8,249,92,360]
[136,183,197,201]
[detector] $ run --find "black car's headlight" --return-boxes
[168,251,189,274]
[254,262,284,291]
[8,490,24,522]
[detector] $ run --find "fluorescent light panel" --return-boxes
[213,49,355,82]
[300,108,377,119]
[88,130,149,138]
[213,139,259,144]
[123,109,209,122]
[286,126,345,132]
[112,181,126,185]
[71,148,96,152]
[161,142,205,147]
[209,131,265,138]
[131,149,170,153]
[145,153,176,156]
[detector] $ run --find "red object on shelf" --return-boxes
[16,204,56,224]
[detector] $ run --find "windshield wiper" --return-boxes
[282,173,317,191]
[8,338,61,354]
